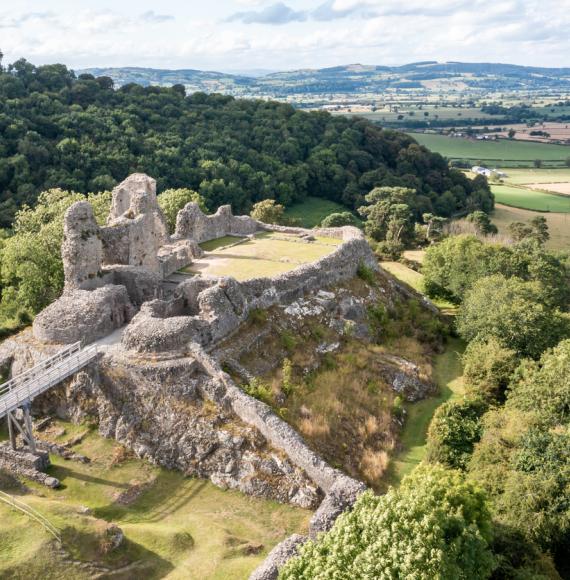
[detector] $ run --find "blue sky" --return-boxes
[1,0,568,71]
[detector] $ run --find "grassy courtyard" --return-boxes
[0,422,310,579]
[184,233,341,280]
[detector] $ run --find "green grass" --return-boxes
[492,204,570,250]
[0,422,310,579]
[184,235,340,280]
[491,184,570,212]
[385,337,466,486]
[410,133,570,166]
[284,196,353,228]
[379,261,457,314]
[500,167,570,185]
[199,236,244,251]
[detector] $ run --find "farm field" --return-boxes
[0,421,309,579]
[410,132,570,166]
[500,167,570,185]
[341,106,498,124]
[184,232,341,280]
[492,203,570,250]
[283,196,350,228]
[491,184,570,212]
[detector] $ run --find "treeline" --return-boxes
[283,231,570,579]
[0,57,492,227]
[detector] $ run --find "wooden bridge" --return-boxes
[0,341,100,451]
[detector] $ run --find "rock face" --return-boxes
[62,202,103,290]
[249,534,308,580]
[33,286,135,344]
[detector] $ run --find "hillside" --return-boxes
[79,61,570,96]
[0,58,491,227]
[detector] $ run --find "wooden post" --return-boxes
[23,404,36,454]
[7,414,16,450]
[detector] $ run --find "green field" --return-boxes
[284,196,352,228]
[0,422,309,579]
[410,133,570,166]
[491,185,570,212]
[339,107,499,124]
[501,167,570,185]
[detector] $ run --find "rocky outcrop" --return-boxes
[33,285,134,344]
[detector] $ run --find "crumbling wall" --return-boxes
[122,227,378,353]
[33,285,135,345]
[61,201,103,291]
[174,203,258,242]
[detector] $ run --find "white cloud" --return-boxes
[0,0,569,70]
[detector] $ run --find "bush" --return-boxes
[462,338,518,403]
[243,379,273,404]
[281,464,495,579]
[356,262,376,284]
[320,211,357,228]
[426,397,487,470]
[251,199,285,224]
[456,274,569,359]
[158,188,205,233]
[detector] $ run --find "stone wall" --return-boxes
[122,226,378,353]
[174,203,258,242]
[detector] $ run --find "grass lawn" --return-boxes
[384,337,465,486]
[199,236,244,251]
[492,203,570,250]
[380,261,457,314]
[491,184,570,212]
[410,133,570,165]
[0,422,310,579]
[184,234,340,280]
[284,196,354,228]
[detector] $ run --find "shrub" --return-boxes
[320,211,357,228]
[279,330,297,352]
[281,358,295,396]
[456,274,569,359]
[462,338,518,403]
[356,262,376,284]
[158,188,205,233]
[281,464,495,580]
[243,379,273,404]
[426,397,487,470]
[251,199,285,224]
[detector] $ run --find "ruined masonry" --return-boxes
[1,173,383,579]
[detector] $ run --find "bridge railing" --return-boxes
[0,342,99,418]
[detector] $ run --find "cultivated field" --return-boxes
[410,133,570,166]
[491,185,570,213]
[492,203,570,250]
[0,421,309,578]
[183,232,340,280]
[496,122,570,144]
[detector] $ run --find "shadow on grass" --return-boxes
[47,464,131,489]
[61,526,175,579]
[93,470,209,523]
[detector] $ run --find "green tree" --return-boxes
[250,199,285,224]
[462,338,518,403]
[158,188,205,233]
[281,464,495,580]
[320,211,357,228]
[358,187,414,243]
[456,274,569,358]
[426,398,487,470]
[466,210,498,235]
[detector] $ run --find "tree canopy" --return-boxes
[0,58,492,227]
[281,464,494,580]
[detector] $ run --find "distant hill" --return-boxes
[79,62,570,96]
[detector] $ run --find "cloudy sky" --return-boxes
[1,0,569,72]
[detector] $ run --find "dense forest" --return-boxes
[0,57,492,227]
